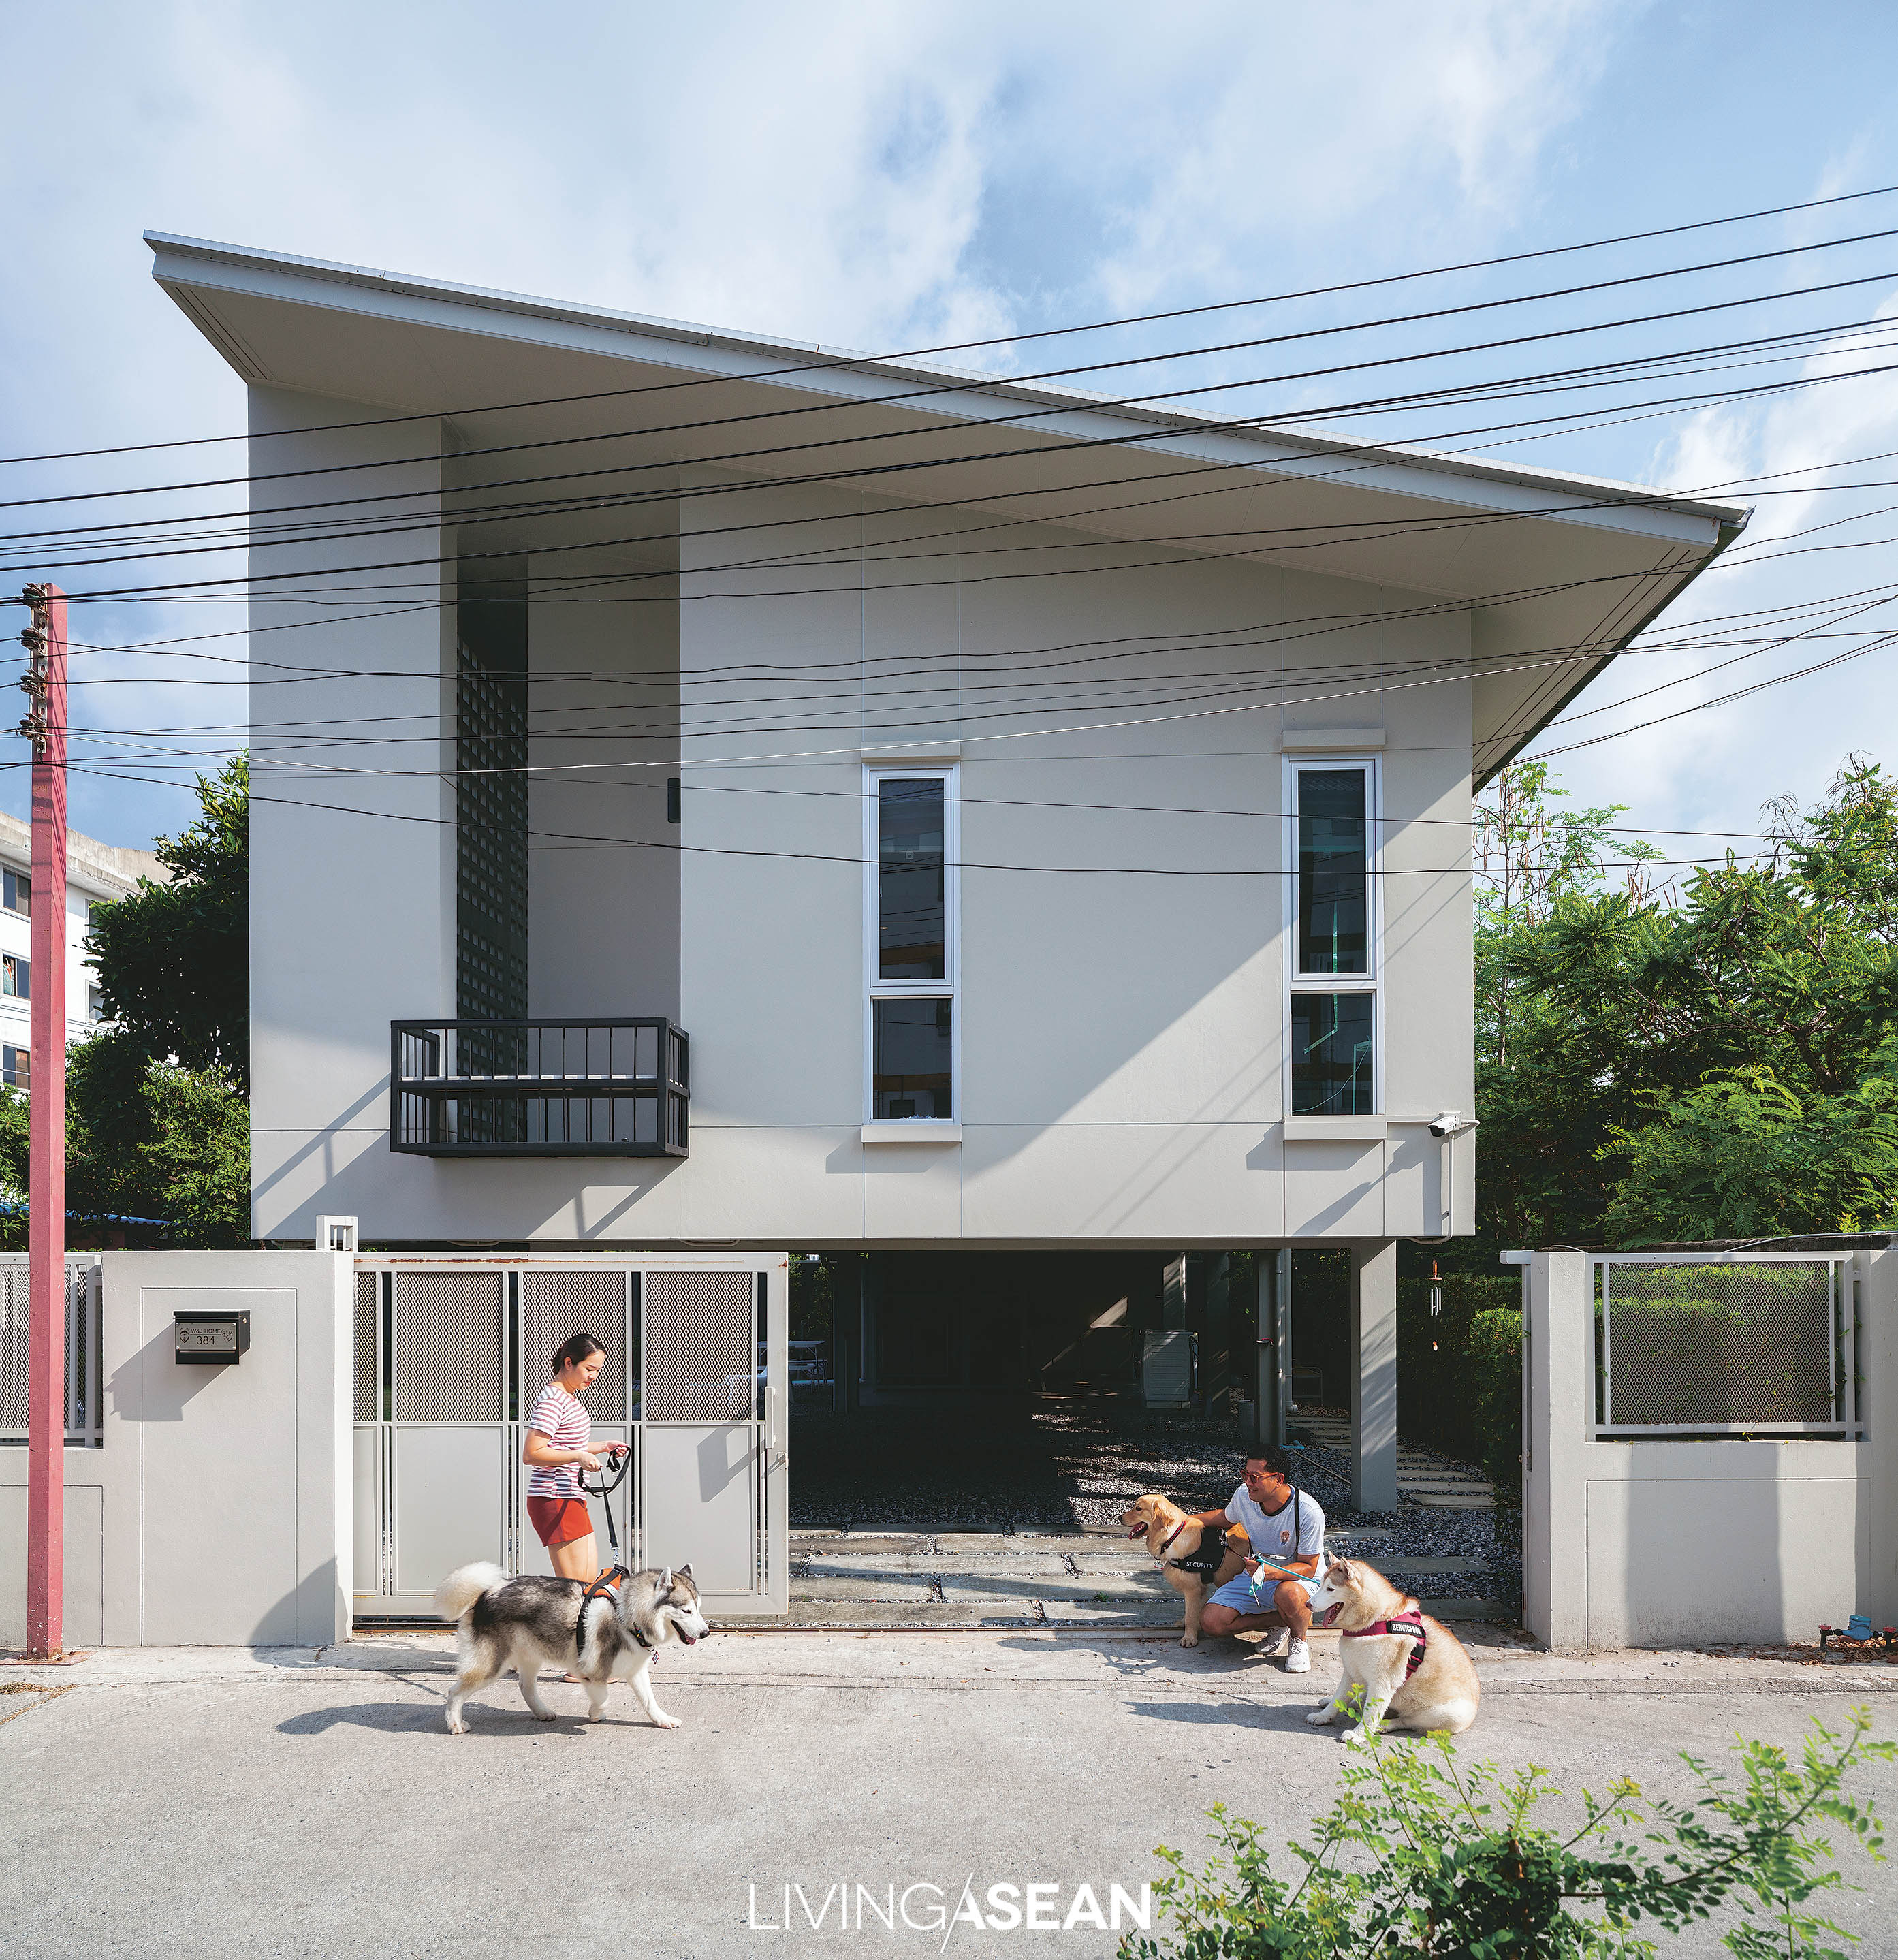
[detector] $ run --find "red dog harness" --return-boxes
[1342,1609,1428,1679]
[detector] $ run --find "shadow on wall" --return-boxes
[110,1321,222,1423]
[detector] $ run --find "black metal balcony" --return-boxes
[390,1019,689,1157]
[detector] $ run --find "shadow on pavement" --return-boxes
[1124,1699,1329,1735]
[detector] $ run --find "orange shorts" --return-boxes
[528,1496,594,1547]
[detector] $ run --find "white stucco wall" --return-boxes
[245,415,1477,1247]
[0,1249,353,1647]
[1522,1248,1894,1650]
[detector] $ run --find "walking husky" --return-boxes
[433,1562,709,1735]
[1303,1557,1481,1742]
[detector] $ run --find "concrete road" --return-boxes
[3,1633,1895,1958]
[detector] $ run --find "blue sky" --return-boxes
[4,0,1898,866]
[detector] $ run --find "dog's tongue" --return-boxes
[1322,1602,1342,1627]
[1127,1524,1147,1538]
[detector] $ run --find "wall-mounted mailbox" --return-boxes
[174,1309,251,1365]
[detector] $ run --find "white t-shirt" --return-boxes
[1225,1483,1325,1575]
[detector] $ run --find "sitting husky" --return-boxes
[1303,1557,1481,1743]
[433,1562,709,1736]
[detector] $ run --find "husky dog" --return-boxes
[1303,1557,1481,1743]
[433,1562,710,1736]
[1120,1493,1246,1647]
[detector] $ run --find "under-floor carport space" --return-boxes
[787,1400,1517,1629]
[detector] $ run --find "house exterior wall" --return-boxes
[247,390,457,1242]
[1521,1248,1895,1649]
[246,405,1476,1248]
[0,1249,353,1647]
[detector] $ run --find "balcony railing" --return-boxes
[390,1019,689,1157]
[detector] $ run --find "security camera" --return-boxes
[1429,1111,1478,1138]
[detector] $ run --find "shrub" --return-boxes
[1122,1710,1892,1958]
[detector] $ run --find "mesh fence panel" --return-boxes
[1602,1261,1835,1427]
[0,1267,24,1431]
[394,1271,503,1421]
[0,1262,101,1441]
[355,1271,379,1423]
[522,1271,628,1421]
[644,1270,753,1421]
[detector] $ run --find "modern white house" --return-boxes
[140,232,1748,1528]
[0,813,165,1081]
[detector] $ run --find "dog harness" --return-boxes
[574,1451,646,1656]
[1160,1520,1227,1582]
[1342,1609,1428,1679]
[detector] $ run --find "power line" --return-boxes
[19,234,1886,530]
[12,177,1895,473]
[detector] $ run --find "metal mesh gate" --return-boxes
[1594,1254,1860,1436]
[644,1271,753,1420]
[521,1270,630,1422]
[395,1271,503,1421]
[352,1259,785,1619]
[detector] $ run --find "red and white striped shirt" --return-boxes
[526,1382,590,1498]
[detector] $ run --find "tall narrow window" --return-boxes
[1297,769,1367,973]
[1287,759,1377,1116]
[2,868,29,917]
[2,953,28,1000]
[867,768,957,1123]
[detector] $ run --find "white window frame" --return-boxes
[1282,754,1382,1118]
[864,765,960,1133]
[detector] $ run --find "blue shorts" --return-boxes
[1211,1566,1322,1613]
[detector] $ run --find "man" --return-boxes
[1194,1445,1325,1673]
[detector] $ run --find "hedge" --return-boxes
[1396,1274,1521,1501]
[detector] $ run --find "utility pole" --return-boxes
[21,583,67,1660]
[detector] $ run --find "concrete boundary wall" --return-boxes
[1521,1248,1895,1650]
[1,1249,353,1648]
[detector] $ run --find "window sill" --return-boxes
[861,1123,962,1145]
[1283,1116,1387,1143]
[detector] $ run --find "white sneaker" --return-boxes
[1284,1639,1311,1674]
[1260,1628,1288,1659]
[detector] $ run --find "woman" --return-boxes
[523,1333,629,1582]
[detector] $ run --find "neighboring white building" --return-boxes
[144,234,1748,1505]
[0,812,166,1083]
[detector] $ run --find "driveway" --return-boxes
[3,1634,1895,1958]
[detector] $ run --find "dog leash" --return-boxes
[575,1447,637,1654]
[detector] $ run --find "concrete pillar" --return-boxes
[1523,1249,1591,1648]
[1349,1239,1397,1511]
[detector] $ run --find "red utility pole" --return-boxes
[21,583,67,1660]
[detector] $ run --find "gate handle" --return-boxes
[765,1384,778,1463]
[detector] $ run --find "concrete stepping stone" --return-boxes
[1410,1493,1495,1508]
[789,1575,936,1604]
[789,1534,934,1556]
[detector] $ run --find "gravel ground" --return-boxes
[789,1396,1521,1606]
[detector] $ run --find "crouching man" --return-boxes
[1192,1445,1326,1673]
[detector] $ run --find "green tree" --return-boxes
[88,753,248,1088]
[0,757,251,1246]
[1468,761,1660,1261]
[1474,759,1898,1251]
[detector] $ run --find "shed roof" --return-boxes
[148,232,1752,781]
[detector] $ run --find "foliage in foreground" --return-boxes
[1123,1709,1891,1959]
